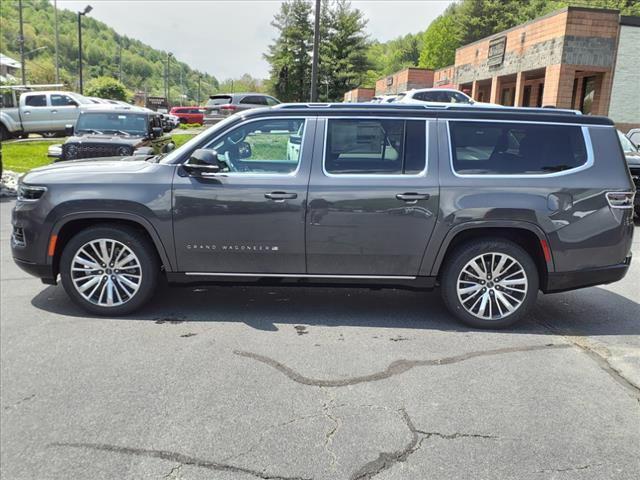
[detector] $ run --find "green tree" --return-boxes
[85,76,130,101]
[419,12,461,69]
[264,0,314,102]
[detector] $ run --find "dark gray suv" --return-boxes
[11,104,635,328]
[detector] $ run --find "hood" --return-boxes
[65,134,143,146]
[24,156,153,184]
[625,150,640,167]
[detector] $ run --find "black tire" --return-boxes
[0,124,11,142]
[60,225,159,316]
[440,238,539,329]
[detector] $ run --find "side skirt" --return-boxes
[165,272,437,291]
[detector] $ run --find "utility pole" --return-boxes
[197,75,201,105]
[54,0,60,83]
[118,40,122,82]
[165,52,172,104]
[310,0,321,102]
[18,0,26,85]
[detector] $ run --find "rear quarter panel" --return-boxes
[421,120,634,276]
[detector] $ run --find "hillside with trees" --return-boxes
[0,0,219,103]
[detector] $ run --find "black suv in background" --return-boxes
[11,104,635,328]
[50,106,174,161]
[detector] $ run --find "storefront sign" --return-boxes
[488,36,507,67]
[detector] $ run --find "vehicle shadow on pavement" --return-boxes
[31,281,640,336]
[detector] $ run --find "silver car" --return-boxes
[203,93,280,124]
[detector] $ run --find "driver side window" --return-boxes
[205,118,306,174]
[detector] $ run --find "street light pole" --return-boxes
[18,0,26,85]
[310,0,321,102]
[77,5,92,94]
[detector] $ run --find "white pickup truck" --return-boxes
[1,88,92,140]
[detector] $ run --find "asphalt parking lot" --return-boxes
[1,197,639,480]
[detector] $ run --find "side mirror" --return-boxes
[64,124,74,136]
[162,142,175,154]
[238,141,252,159]
[152,126,163,137]
[183,149,222,176]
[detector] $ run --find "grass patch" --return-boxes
[2,140,57,173]
[2,133,197,173]
[171,134,195,147]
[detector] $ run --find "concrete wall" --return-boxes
[609,21,640,127]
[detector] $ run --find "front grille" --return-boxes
[630,167,640,189]
[63,143,130,160]
[12,227,25,247]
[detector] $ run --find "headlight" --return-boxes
[17,184,47,202]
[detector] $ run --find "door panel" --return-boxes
[21,94,50,132]
[49,93,79,130]
[173,117,316,273]
[306,118,439,276]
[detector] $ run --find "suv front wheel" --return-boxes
[441,239,539,329]
[60,225,159,315]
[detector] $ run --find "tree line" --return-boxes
[265,0,639,102]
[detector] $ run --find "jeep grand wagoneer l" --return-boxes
[11,103,634,328]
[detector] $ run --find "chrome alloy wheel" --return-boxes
[456,252,528,321]
[70,239,142,307]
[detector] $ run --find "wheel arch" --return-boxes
[430,221,554,281]
[49,212,174,277]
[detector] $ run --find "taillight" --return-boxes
[219,104,237,113]
[606,191,635,209]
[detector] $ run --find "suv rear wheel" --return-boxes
[441,239,539,329]
[60,225,159,315]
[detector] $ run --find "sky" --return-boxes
[53,0,453,80]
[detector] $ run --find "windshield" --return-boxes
[76,112,147,135]
[618,130,637,153]
[159,114,240,164]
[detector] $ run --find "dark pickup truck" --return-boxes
[11,103,635,328]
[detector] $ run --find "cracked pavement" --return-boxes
[1,199,639,479]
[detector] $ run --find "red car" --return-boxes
[169,106,205,125]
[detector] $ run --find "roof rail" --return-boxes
[273,102,582,115]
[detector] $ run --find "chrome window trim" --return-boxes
[321,116,431,179]
[199,116,310,178]
[446,120,595,179]
[185,272,416,280]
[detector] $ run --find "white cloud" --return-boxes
[53,0,452,79]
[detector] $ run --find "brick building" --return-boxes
[453,6,639,127]
[374,68,434,96]
[343,87,375,103]
[434,66,456,88]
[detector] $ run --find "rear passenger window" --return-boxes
[25,94,47,107]
[325,119,426,175]
[449,121,588,175]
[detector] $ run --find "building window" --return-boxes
[449,121,588,175]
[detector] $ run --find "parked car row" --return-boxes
[372,88,494,107]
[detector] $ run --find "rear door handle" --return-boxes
[396,192,430,203]
[265,191,298,202]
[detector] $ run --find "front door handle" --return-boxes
[265,191,298,202]
[51,109,58,114]
[396,192,430,203]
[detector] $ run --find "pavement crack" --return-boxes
[349,408,420,480]
[414,429,497,440]
[49,442,312,480]
[534,319,640,401]
[164,463,183,479]
[234,344,570,387]
[321,387,342,469]
[3,393,36,411]
[536,462,603,473]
